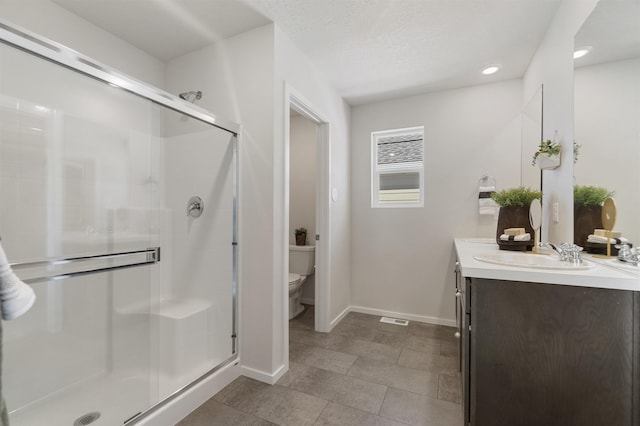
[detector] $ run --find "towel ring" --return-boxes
[478,175,496,187]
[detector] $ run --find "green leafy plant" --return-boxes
[531,139,561,166]
[574,185,614,206]
[491,187,542,207]
[295,227,308,246]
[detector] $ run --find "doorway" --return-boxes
[285,86,330,336]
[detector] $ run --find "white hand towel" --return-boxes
[499,233,531,242]
[479,185,497,216]
[587,234,629,245]
[0,241,35,320]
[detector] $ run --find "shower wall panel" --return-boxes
[158,106,235,398]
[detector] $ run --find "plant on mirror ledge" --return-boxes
[491,187,542,250]
[573,141,581,164]
[532,138,561,170]
[574,185,615,247]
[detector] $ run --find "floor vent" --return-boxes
[380,317,409,326]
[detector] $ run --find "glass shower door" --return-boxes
[0,22,238,425]
[0,42,159,425]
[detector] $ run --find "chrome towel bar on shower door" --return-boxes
[10,247,160,285]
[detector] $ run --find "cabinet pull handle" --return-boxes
[454,331,461,339]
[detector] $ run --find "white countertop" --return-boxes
[455,238,640,291]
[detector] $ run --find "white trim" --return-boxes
[235,125,244,372]
[138,361,240,425]
[283,84,332,390]
[330,305,352,331]
[349,305,456,327]
[284,83,331,336]
[239,364,287,385]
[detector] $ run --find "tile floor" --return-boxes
[178,306,463,426]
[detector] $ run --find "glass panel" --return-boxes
[377,134,423,165]
[379,172,420,190]
[379,172,421,203]
[0,43,157,424]
[155,105,236,400]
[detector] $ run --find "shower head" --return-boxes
[179,90,202,102]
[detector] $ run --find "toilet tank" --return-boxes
[289,245,316,276]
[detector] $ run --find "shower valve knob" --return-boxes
[187,196,204,218]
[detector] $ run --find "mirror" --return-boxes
[574,0,640,246]
[521,85,543,191]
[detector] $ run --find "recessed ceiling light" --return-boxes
[573,46,592,59]
[481,65,500,75]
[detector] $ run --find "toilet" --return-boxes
[289,245,315,319]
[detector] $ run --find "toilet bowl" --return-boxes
[288,273,306,319]
[289,245,315,320]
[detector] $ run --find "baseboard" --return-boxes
[349,305,456,328]
[240,363,287,385]
[329,305,351,331]
[300,297,315,305]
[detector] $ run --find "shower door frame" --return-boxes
[0,18,240,424]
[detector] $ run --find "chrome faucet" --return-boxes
[541,242,584,264]
[616,243,640,266]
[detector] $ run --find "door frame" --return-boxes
[284,83,331,334]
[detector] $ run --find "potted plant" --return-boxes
[574,185,614,247]
[532,139,561,170]
[295,227,307,246]
[491,187,542,249]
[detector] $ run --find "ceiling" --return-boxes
[52,0,564,105]
[574,0,640,69]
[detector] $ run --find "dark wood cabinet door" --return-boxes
[471,278,633,426]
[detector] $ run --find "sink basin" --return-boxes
[473,253,596,270]
[600,258,640,275]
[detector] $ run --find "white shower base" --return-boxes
[10,372,149,426]
[7,297,234,425]
[10,365,238,426]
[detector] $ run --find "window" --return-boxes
[371,126,424,208]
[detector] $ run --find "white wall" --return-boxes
[574,58,640,243]
[289,114,317,302]
[523,0,598,243]
[350,80,522,325]
[0,0,165,88]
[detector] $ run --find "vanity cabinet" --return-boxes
[462,277,639,426]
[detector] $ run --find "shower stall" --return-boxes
[0,21,238,425]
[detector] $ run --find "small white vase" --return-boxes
[537,153,560,170]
